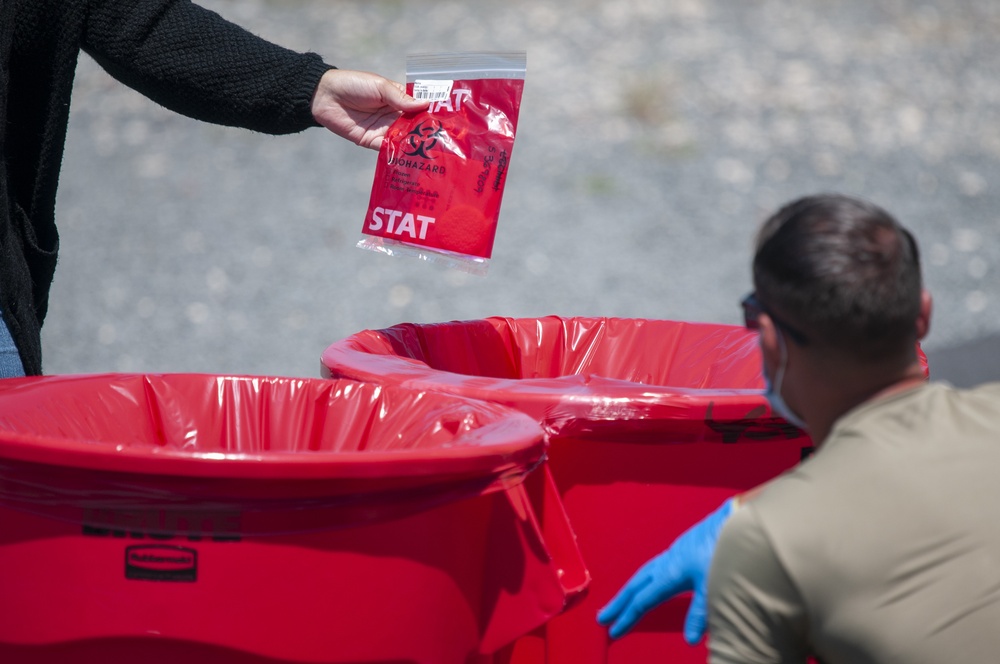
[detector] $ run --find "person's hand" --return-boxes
[311,69,429,150]
[597,498,736,644]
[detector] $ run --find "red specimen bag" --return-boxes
[0,373,588,663]
[358,52,526,275]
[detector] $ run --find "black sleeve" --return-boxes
[81,0,335,134]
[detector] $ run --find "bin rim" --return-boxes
[322,316,929,398]
[0,372,547,481]
[321,316,769,408]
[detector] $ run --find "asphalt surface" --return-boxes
[45,0,1000,385]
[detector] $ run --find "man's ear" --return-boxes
[915,289,932,341]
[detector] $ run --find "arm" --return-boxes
[81,0,424,142]
[707,505,810,664]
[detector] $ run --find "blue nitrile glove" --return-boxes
[596,497,736,644]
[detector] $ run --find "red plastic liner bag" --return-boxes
[0,373,587,664]
[358,52,526,275]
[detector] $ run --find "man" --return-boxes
[602,194,1000,662]
[1,0,427,377]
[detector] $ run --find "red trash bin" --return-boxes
[0,373,588,664]
[320,316,818,663]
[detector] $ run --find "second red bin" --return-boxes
[322,316,815,664]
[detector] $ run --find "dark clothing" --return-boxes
[1,0,332,374]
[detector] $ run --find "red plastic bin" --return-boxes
[0,373,588,664]
[321,316,816,663]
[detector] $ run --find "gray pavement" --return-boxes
[45,0,1000,384]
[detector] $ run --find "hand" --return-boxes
[597,498,736,644]
[311,69,429,150]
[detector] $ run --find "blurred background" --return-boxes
[46,0,1000,384]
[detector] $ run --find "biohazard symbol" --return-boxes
[402,119,445,158]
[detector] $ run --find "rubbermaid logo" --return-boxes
[125,545,197,582]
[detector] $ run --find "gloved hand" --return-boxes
[596,497,736,644]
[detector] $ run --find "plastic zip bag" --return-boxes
[358,51,527,275]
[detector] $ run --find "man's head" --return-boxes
[752,193,926,363]
[748,194,931,440]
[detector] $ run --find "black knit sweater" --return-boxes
[0,0,333,375]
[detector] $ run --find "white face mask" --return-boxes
[764,330,808,431]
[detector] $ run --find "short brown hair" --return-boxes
[753,194,922,360]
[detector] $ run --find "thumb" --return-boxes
[381,82,430,113]
[682,586,708,646]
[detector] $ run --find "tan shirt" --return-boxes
[707,381,1000,664]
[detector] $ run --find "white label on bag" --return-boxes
[413,79,454,101]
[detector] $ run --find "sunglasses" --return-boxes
[741,292,809,345]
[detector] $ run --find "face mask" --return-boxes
[764,330,808,431]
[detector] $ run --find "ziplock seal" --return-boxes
[406,51,528,81]
[356,235,491,275]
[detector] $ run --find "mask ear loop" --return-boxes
[767,328,808,431]
[773,326,790,397]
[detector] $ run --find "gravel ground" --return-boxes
[44,0,1000,383]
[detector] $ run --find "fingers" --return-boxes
[595,500,735,644]
[682,585,709,645]
[598,547,696,640]
[597,572,649,626]
[605,580,674,639]
[311,69,428,150]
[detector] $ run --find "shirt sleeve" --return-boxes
[81,0,334,134]
[707,504,811,664]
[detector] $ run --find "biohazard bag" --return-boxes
[358,52,526,275]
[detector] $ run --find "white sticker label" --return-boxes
[413,79,454,102]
